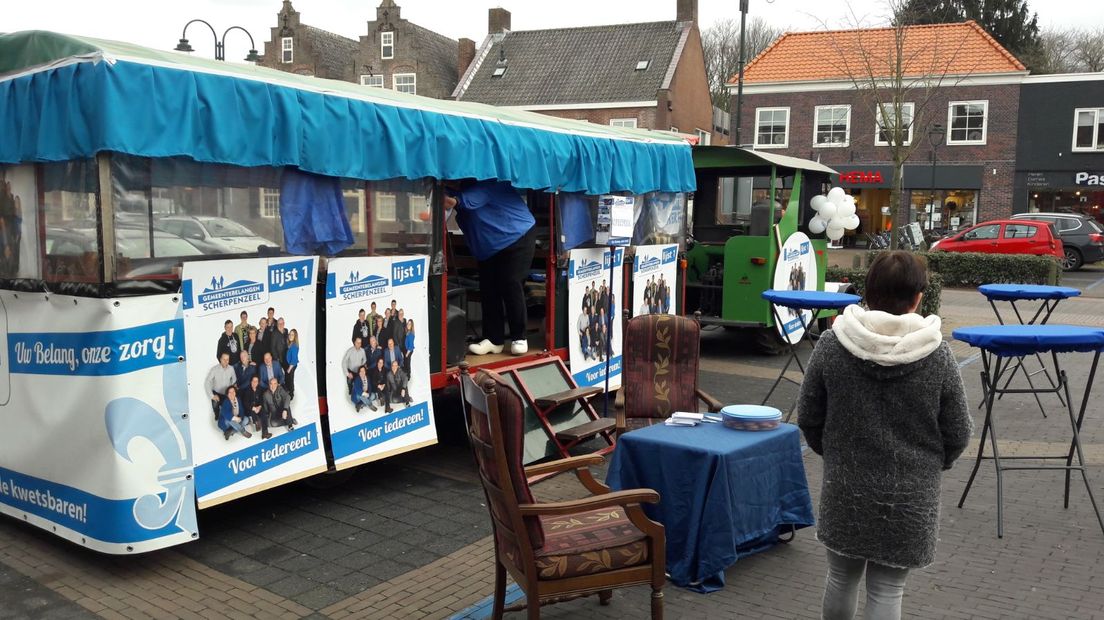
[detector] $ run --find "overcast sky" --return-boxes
[5,0,1098,62]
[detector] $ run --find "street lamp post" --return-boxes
[927,123,945,233]
[174,19,261,63]
[733,0,750,146]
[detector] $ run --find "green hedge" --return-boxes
[864,251,1060,287]
[826,267,944,317]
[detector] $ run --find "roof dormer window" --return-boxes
[381,31,394,60]
[635,60,649,71]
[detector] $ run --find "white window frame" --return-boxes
[381,31,394,60]
[374,192,397,221]
[875,102,914,147]
[695,128,711,145]
[281,37,293,64]
[813,105,851,148]
[393,73,416,95]
[609,118,638,128]
[754,107,790,149]
[260,188,280,218]
[360,74,384,88]
[1072,107,1104,152]
[946,100,988,145]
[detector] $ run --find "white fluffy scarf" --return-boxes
[831,305,943,366]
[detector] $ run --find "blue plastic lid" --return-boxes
[721,405,782,420]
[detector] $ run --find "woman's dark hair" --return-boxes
[865,251,928,315]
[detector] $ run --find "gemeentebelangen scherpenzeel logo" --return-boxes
[339,271,390,301]
[576,258,603,280]
[197,276,265,311]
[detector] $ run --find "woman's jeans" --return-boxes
[822,550,909,620]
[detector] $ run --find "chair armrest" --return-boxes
[696,387,723,413]
[614,388,626,434]
[518,489,660,517]
[525,454,604,478]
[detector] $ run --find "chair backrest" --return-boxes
[460,366,545,568]
[622,313,701,419]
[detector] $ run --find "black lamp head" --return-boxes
[174,38,194,53]
[244,49,261,62]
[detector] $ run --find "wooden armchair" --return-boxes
[615,313,722,436]
[459,363,666,619]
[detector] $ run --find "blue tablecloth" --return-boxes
[977,283,1081,302]
[606,422,815,592]
[953,324,1104,357]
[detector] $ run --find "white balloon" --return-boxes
[837,201,856,218]
[810,195,828,211]
[827,187,847,204]
[845,214,861,229]
[808,216,827,234]
[819,202,838,220]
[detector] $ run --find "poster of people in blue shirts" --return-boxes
[181,257,326,508]
[0,291,198,553]
[631,244,678,317]
[324,256,436,470]
[567,247,624,389]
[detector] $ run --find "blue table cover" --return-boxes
[953,324,1104,357]
[977,284,1081,301]
[762,289,861,310]
[606,422,815,592]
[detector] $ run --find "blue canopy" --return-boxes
[953,324,1104,357]
[0,31,696,196]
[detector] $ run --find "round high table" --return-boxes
[953,323,1104,538]
[977,284,1082,416]
[760,290,861,419]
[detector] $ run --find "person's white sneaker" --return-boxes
[510,340,529,355]
[468,339,504,355]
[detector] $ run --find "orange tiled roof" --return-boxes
[731,21,1025,84]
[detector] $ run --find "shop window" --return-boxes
[1073,108,1104,151]
[381,32,394,60]
[947,101,987,145]
[0,165,41,280]
[42,160,100,282]
[393,73,416,95]
[875,102,913,147]
[814,105,850,147]
[610,118,637,128]
[360,75,384,88]
[754,107,789,148]
[281,37,293,64]
[964,224,999,240]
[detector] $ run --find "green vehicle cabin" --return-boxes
[684,147,838,333]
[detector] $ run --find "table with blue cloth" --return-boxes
[953,324,1104,538]
[606,421,815,592]
[760,290,861,418]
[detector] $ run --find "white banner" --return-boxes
[181,257,326,508]
[773,232,817,342]
[631,244,678,317]
[0,292,197,553]
[324,256,437,469]
[567,248,624,389]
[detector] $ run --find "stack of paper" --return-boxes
[665,412,704,426]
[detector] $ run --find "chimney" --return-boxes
[489,8,511,35]
[676,0,697,23]
[458,38,477,75]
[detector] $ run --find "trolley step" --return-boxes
[555,418,616,442]
[535,386,603,409]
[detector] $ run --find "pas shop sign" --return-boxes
[1075,171,1104,186]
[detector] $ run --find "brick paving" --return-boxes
[2,287,1104,619]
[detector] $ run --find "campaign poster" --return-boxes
[567,247,624,389]
[0,292,197,553]
[181,257,326,508]
[324,256,437,469]
[772,232,817,343]
[631,244,678,317]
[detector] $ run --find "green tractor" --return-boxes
[684,147,840,351]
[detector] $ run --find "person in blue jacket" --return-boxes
[351,365,376,412]
[218,385,252,440]
[403,319,415,376]
[444,179,536,357]
[258,351,285,387]
[284,329,300,399]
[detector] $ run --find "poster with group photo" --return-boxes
[772,232,817,343]
[324,256,436,470]
[631,244,678,317]
[181,256,326,508]
[567,247,624,389]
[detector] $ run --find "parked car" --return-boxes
[1009,212,1104,270]
[46,227,203,279]
[929,219,1064,264]
[155,216,276,255]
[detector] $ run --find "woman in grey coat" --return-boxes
[798,251,972,620]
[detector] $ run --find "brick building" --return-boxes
[258,0,461,99]
[453,0,725,145]
[729,21,1027,235]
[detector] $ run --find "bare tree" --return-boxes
[702,16,781,110]
[1024,26,1078,75]
[816,0,978,249]
[1073,26,1104,72]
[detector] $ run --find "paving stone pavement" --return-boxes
[2,287,1104,619]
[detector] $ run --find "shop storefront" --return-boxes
[831,164,983,237]
[1019,171,1104,225]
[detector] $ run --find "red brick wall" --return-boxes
[733,83,1020,220]
[666,26,726,144]
[537,107,658,130]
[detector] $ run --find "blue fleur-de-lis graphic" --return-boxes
[104,308,196,536]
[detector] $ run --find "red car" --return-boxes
[929,219,1064,261]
